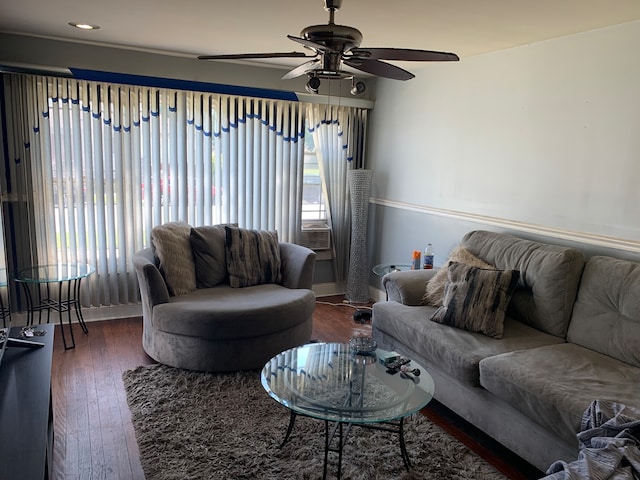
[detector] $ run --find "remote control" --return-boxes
[386,357,410,370]
[385,357,411,374]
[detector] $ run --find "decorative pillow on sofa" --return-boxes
[421,246,496,307]
[224,226,282,288]
[151,221,196,296]
[190,224,237,288]
[429,262,520,339]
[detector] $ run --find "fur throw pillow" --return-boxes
[421,246,495,307]
[151,222,196,296]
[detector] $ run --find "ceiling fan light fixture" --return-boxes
[350,79,366,96]
[306,76,321,94]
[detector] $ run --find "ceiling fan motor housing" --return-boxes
[300,24,362,53]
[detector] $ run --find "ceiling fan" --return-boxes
[198,0,459,95]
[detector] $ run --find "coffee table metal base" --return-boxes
[280,410,412,480]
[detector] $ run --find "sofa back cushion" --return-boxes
[461,230,585,338]
[567,256,640,367]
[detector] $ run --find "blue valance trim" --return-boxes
[69,68,300,102]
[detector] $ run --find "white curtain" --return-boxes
[215,96,305,240]
[307,103,368,290]
[2,74,307,308]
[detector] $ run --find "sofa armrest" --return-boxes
[279,242,317,290]
[383,269,438,306]
[133,247,170,307]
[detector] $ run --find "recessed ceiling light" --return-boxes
[68,22,100,30]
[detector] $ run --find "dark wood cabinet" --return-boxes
[0,324,54,480]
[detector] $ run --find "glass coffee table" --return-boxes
[261,342,434,479]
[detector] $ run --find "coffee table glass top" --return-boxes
[261,343,434,424]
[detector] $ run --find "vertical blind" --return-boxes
[1,73,367,308]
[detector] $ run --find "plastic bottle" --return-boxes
[423,244,434,269]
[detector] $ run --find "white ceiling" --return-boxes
[2,0,640,70]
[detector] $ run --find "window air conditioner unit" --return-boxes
[300,224,331,250]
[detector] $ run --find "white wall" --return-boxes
[367,21,640,253]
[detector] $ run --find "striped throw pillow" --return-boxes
[224,227,282,288]
[430,262,520,339]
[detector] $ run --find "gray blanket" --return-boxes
[542,400,640,480]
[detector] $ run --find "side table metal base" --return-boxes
[20,277,89,350]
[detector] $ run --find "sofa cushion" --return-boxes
[430,263,519,339]
[372,301,565,386]
[225,227,282,288]
[152,284,315,340]
[567,256,640,368]
[422,246,496,307]
[190,224,236,288]
[151,221,196,296]
[460,230,585,338]
[479,343,640,446]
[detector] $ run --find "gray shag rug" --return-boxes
[123,364,508,480]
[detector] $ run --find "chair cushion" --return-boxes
[479,343,640,445]
[225,227,282,288]
[372,301,564,386]
[152,284,315,340]
[430,262,520,339]
[151,221,196,296]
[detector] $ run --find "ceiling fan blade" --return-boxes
[287,35,340,54]
[198,51,312,60]
[282,59,321,80]
[343,58,414,80]
[350,48,459,62]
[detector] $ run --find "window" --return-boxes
[3,73,367,308]
[302,130,327,222]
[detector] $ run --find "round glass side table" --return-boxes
[372,263,413,277]
[14,263,95,350]
[0,268,9,328]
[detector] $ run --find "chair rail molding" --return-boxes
[371,198,640,253]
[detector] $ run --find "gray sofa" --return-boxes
[372,230,640,472]
[133,228,317,372]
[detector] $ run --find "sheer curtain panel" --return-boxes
[307,103,368,292]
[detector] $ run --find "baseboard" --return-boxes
[312,282,343,297]
[9,304,142,327]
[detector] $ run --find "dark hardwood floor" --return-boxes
[50,296,543,480]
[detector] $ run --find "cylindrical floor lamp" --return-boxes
[346,169,373,304]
